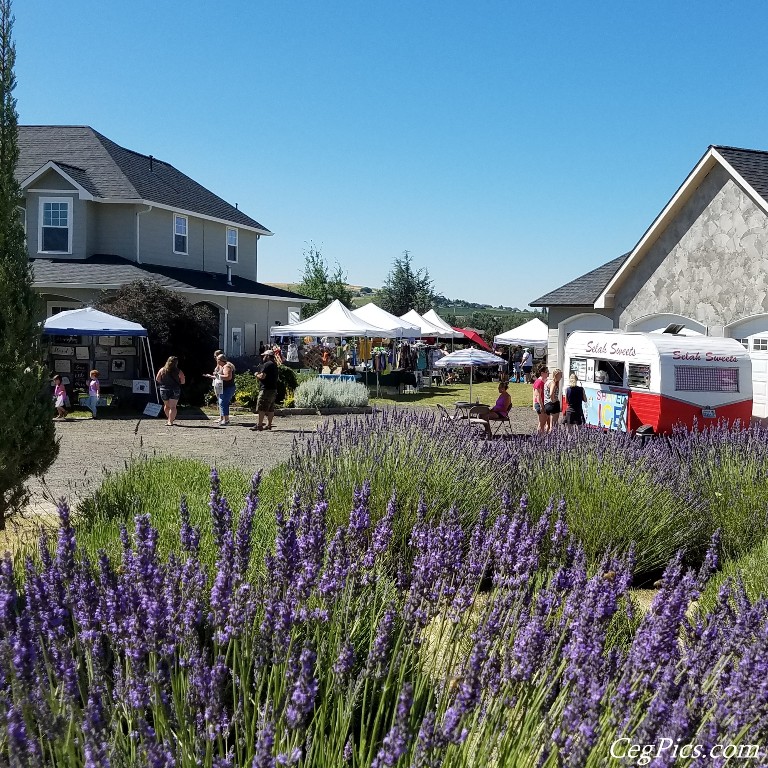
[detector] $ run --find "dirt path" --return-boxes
[24,404,541,514]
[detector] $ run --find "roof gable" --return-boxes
[594,145,768,309]
[18,126,272,234]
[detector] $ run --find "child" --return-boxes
[87,370,100,419]
[53,375,68,420]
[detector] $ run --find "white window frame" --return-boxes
[38,196,73,255]
[173,214,188,255]
[46,300,81,318]
[226,227,238,263]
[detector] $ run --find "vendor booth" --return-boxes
[423,309,465,339]
[42,308,158,408]
[494,318,549,348]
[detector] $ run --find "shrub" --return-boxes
[697,535,768,614]
[294,377,369,408]
[2,477,765,766]
[516,429,707,576]
[76,457,253,568]
[669,422,768,560]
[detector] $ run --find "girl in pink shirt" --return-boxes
[87,370,100,419]
[53,374,68,421]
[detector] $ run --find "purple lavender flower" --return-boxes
[372,682,413,767]
[252,713,276,768]
[285,646,318,729]
[333,641,355,683]
[179,496,200,555]
[367,604,397,676]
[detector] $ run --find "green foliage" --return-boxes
[297,242,353,318]
[377,251,435,316]
[76,457,255,570]
[697,535,768,615]
[293,378,369,408]
[96,280,219,405]
[0,2,58,527]
[235,366,299,406]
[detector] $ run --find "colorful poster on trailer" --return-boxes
[585,388,629,432]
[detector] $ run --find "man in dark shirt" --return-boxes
[251,348,279,431]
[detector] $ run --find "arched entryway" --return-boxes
[557,313,613,370]
[726,314,768,418]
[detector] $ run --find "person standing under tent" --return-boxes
[252,347,278,431]
[86,370,100,419]
[156,356,186,426]
[512,346,523,383]
[521,348,533,383]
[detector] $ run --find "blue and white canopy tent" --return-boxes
[42,307,159,402]
[434,348,508,402]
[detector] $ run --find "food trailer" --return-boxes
[563,330,752,434]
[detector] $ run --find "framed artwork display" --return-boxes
[111,359,126,373]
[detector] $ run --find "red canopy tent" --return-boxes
[452,327,492,352]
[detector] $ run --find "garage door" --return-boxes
[748,337,768,418]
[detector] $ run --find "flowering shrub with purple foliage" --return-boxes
[267,411,705,577]
[2,470,768,767]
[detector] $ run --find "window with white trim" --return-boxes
[736,338,749,349]
[46,301,81,318]
[226,228,238,263]
[753,338,768,352]
[39,197,72,253]
[173,214,188,254]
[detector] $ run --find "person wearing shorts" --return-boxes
[521,348,533,382]
[156,356,186,426]
[252,347,279,431]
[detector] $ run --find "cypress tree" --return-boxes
[0,0,57,529]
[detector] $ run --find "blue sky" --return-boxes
[16,1,768,308]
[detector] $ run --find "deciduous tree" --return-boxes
[297,242,353,318]
[0,0,58,528]
[97,281,219,405]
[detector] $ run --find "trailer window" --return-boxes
[628,363,651,389]
[569,357,587,382]
[674,366,739,392]
[594,359,624,386]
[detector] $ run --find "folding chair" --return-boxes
[436,403,458,421]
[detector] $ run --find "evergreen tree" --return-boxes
[378,251,435,317]
[297,242,353,318]
[0,0,57,528]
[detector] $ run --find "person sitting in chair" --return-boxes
[478,381,512,437]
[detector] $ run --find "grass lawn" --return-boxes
[369,380,532,408]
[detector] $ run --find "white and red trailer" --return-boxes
[563,331,752,434]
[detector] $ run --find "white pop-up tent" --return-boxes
[270,299,397,338]
[352,303,421,339]
[423,309,465,339]
[400,309,450,338]
[43,307,159,402]
[494,318,549,347]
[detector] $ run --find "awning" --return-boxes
[43,307,147,337]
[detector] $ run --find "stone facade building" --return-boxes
[531,145,768,417]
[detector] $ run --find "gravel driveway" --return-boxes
[26,405,540,514]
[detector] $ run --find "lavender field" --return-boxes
[2,412,768,766]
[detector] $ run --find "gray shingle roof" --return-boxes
[18,126,271,233]
[714,145,768,204]
[31,255,309,300]
[530,253,629,307]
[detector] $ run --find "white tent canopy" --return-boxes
[43,307,148,337]
[423,309,464,339]
[494,318,549,347]
[352,303,421,339]
[400,309,450,338]
[270,299,397,338]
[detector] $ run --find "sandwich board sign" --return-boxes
[143,402,163,418]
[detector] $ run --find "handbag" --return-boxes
[213,375,224,396]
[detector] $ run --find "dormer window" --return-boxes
[39,197,72,254]
[173,214,188,254]
[226,228,238,263]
